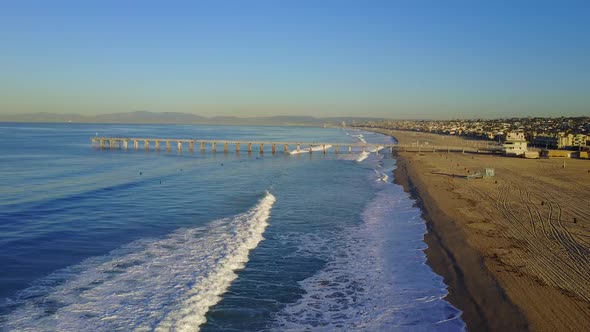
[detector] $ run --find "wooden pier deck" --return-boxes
[91,137,502,154]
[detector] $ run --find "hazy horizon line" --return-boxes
[3,110,590,119]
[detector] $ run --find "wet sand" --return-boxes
[372,129,590,331]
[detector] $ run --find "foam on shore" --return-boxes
[273,179,465,331]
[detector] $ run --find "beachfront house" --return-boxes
[532,133,588,149]
[503,132,528,156]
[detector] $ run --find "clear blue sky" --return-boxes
[0,0,588,119]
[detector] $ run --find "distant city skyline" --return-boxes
[1,0,589,119]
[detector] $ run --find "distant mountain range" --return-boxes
[0,111,389,126]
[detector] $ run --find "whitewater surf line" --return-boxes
[274,168,464,331]
[356,151,370,162]
[287,144,332,155]
[1,192,276,332]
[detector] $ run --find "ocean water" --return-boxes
[0,123,465,331]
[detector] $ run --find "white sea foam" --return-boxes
[374,169,389,182]
[356,151,370,162]
[352,134,367,144]
[2,192,276,332]
[337,149,380,163]
[288,144,332,155]
[274,178,465,331]
[369,145,384,153]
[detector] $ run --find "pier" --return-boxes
[91,137,502,154]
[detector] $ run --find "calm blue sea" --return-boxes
[0,123,465,331]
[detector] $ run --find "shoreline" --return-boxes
[393,154,528,331]
[365,127,590,331]
[363,127,529,330]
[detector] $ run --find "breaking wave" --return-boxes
[288,144,332,155]
[356,151,370,162]
[1,192,276,332]
[352,134,367,144]
[374,169,389,182]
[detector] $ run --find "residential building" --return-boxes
[503,132,528,156]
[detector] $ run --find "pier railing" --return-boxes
[91,137,502,154]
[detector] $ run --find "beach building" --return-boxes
[572,134,588,147]
[533,133,588,149]
[541,150,574,158]
[558,133,573,149]
[503,132,528,156]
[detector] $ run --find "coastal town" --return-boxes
[354,117,590,150]
[351,117,590,159]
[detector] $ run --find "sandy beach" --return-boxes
[370,129,590,331]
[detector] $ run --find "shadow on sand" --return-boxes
[430,171,469,179]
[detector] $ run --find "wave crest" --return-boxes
[2,192,276,332]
